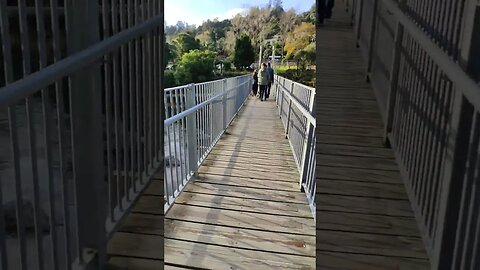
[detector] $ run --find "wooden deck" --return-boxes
[163,97,316,269]
[315,3,430,270]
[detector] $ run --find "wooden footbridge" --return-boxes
[1,0,479,269]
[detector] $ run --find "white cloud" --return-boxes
[215,7,248,21]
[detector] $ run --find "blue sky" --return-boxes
[165,0,315,26]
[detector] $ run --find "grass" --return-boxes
[274,65,315,87]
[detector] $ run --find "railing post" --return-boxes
[366,0,379,82]
[66,0,106,268]
[186,83,199,177]
[222,79,227,130]
[284,82,295,138]
[299,88,316,189]
[355,0,365,47]
[383,22,404,146]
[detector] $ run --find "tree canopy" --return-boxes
[233,34,256,69]
[174,50,217,85]
[173,32,201,56]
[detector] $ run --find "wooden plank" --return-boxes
[166,205,315,235]
[143,179,162,196]
[315,124,384,138]
[175,192,312,217]
[317,179,408,200]
[197,167,298,183]
[317,154,398,171]
[206,152,297,166]
[133,195,163,215]
[165,219,315,256]
[317,143,395,159]
[184,182,308,203]
[316,165,402,184]
[317,251,430,270]
[109,257,163,270]
[316,211,421,237]
[165,238,315,270]
[108,232,163,259]
[118,213,163,235]
[317,194,414,217]
[201,159,297,173]
[317,134,385,147]
[316,230,428,259]
[194,174,300,191]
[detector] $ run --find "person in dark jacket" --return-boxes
[252,69,259,96]
[318,0,335,25]
[266,63,274,100]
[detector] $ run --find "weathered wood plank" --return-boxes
[175,192,312,217]
[165,238,315,270]
[317,143,395,159]
[108,232,163,259]
[183,182,308,203]
[194,174,300,191]
[317,179,408,200]
[167,204,315,235]
[317,194,414,217]
[316,211,420,237]
[317,251,429,270]
[316,165,402,184]
[118,213,163,235]
[165,219,315,256]
[109,257,163,270]
[197,167,298,182]
[317,230,428,259]
[317,154,398,171]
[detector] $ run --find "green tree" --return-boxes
[173,32,201,56]
[163,41,177,68]
[233,34,255,69]
[174,50,217,85]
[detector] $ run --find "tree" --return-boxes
[233,34,255,69]
[284,22,315,59]
[174,50,217,85]
[173,32,201,56]
[163,41,177,68]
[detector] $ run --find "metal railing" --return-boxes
[163,75,252,213]
[354,0,480,268]
[274,76,316,218]
[0,1,163,269]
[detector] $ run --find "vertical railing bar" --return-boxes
[102,0,114,222]
[153,16,159,163]
[416,57,436,221]
[127,0,137,193]
[111,0,122,212]
[366,0,379,80]
[119,0,130,202]
[169,90,179,192]
[35,0,59,268]
[148,0,154,169]
[141,0,147,175]
[134,0,142,186]
[355,0,365,47]
[0,4,16,269]
[174,88,184,186]
[409,45,428,198]
[398,36,415,174]
[18,0,45,268]
[456,114,480,269]
[49,0,71,266]
[423,64,442,234]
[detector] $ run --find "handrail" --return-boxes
[0,15,163,106]
[164,80,250,126]
[274,75,316,219]
[380,0,480,107]
[164,75,252,213]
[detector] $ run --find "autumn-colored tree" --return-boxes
[284,22,315,59]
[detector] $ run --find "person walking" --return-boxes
[252,68,259,96]
[318,0,335,25]
[266,63,274,100]
[258,63,269,101]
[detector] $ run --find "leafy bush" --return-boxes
[164,70,177,88]
[174,49,217,85]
